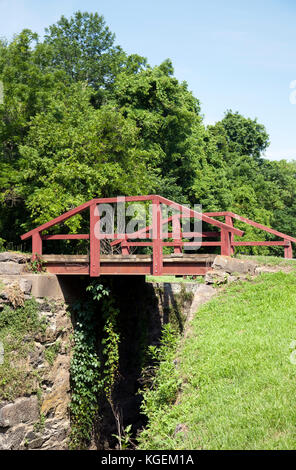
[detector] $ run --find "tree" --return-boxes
[111,59,204,202]
[17,83,158,232]
[0,30,70,243]
[219,110,270,161]
[44,11,146,92]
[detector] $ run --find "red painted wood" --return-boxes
[123,242,153,246]
[32,232,42,260]
[89,203,100,277]
[123,241,221,247]
[152,197,163,275]
[42,234,90,240]
[225,215,234,255]
[46,265,90,275]
[220,228,231,256]
[163,241,222,246]
[173,216,182,254]
[46,262,211,276]
[204,211,229,217]
[163,231,219,238]
[20,195,296,274]
[233,241,288,246]
[121,241,130,255]
[284,240,293,259]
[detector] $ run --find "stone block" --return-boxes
[0,396,39,428]
[212,255,256,275]
[0,252,28,264]
[0,262,25,275]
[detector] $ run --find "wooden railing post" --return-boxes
[121,241,130,255]
[173,214,182,254]
[32,232,42,260]
[284,240,293,259]
[152,198,163,275]
[221,228,231,256]
[225,215,234,255]
[90,203,100,277]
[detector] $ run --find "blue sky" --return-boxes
[0,0,295,160]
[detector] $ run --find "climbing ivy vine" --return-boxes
[69,281,120,450]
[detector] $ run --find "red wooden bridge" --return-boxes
[20,195,296,277]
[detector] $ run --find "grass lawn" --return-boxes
[237,254,296,268]
[139,271,296,450]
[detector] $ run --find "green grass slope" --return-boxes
[138,272,296,450]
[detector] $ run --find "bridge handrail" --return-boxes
[20,195,296,276]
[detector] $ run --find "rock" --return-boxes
[28,342,45,368]
[212,255,257,275]
[0,262,25,275]
[19,278,32,295]
[0,396,39,428]
[41,355,70,419]
[0,423,28,450]
[0,252,28,264]
[205,269,234,285]
[186,284,216,324]
[26,436,47,449]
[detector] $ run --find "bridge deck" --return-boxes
[43,253,216,276]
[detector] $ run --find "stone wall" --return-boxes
[0,253,73,450]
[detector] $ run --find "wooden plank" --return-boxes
[42,254,89,262]
[163,241,221,246]
[42,234,89,240]
[46,263,212,276]
[233,241,288,246]
[163,231,219,238]
[124,242,153,247]
[42,253,217,262]
[204,211,229,217]
[89,203,100,277]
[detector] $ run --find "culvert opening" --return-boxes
[66,275,191,450]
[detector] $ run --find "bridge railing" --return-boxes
[21,195,296,277]
[204,211,296,259]
[20,195,243,276]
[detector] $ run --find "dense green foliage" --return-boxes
[0,10,295,252]
[0,298,46,400]
[69,281,120,450]
[140,324,181,417]
[138,271,296,450]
